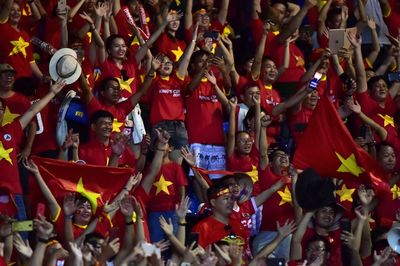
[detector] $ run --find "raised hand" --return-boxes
[159,215,174,237]
[111,133,129,156]
[132,197,143,219]
[277,219,297,237]
[354,205,369,221]
[166,10,183,23]
[50,78,67,95]
[367,17,376,30]
[347,32,362,48]
[260,114,272,128]
[127,172,142,190]
[33,215,54,239]
[154,239,170,252]
[101,237,121,260]
[119,195,134,218]
[204,70,217,85]
[155,128,170,145]
[94,1,108,17]
[151,54,163,71]
[340,230,355,248]
[140,134,151,155]
[69,241,83,260]
[346,99,361,114]
[181,146,196,167]
[22,159,40,175]
[357,184,374,207]
[79,11,94,25]
[373,247,392,265]
[13,233,33,258]
[176,195,191,221]
[228,243,243,266]
[63,193,77,216]
[61,128,80,150]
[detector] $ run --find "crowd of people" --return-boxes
[0,0,400,265]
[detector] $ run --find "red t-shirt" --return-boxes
[0,22,34,78]
[259,167,295,231]
[98,57,139,99]
[148,72,188,125]
[288,106,314,144]
[31,99,59,155]
[231,199,257,230]
[375,180,400,228]
[154,32,187,62]
[146,162,188,212]
[192,216,248,248]
[356,91,397,142]
[86,96,134,133]
[0,121,23,194]
[2,92,31,126]
[384,0,400,37]
[249,19,280,57]
[185,78,225,145]
[302,227,343,266]
[270,39,306,83]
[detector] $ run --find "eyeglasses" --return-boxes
[237,138,254,145]
[307,246,326,253]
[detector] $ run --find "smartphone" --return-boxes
[266,258,285,266]
[309,72,323,90]
[387,72,400,82]
[56,260,65,266]
[340,219,351,233]
[57,0,66,11]
[36,203,46,218]
[12,220,33,232]
[141,242,161,258]
[204,30,219,40]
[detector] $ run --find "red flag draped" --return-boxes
[30,157,134,213]
[293,96,390,194]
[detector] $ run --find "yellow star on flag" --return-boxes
[294,55,305,67]
[1,106,19,126]
[391,184,400,200]
[0,141,13,165]
[336,184,355,202]
[153,174,173,195]
[76,177,101,213]
[277,186,292,206]
[175,0,181,5]
[116,77,134,94]
[378,114,395,127]
[335,152,365,177]
[171,46,184,62]
[112,118,124,133]
[9,37,30,58]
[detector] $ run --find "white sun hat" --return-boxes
[49,48,81,85]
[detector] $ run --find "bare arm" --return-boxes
[217,0,230,25]
[379,0,391,17]
[184,0,193,30]
[348,33,368,94]
[177,24,199,78]
[28,1,41,21]
[68,0,85,20]
[254,180,283,207]
[251,0,261,20]
[272,86,309,117]
[366,19,380,66]
[226,100,236,157]
[317,0,332,36]
[0,0,13,23]
[79,72,93,103]
[251,23,269,81]
[290,212,314,260]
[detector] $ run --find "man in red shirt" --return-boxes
[192,180,248,251]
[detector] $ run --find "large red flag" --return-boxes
[293,96,390,194]
[31,156,134,213]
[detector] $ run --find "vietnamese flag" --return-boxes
[293,96,390,194]
[30,156,134,213]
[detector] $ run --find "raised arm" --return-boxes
[68,0,85,20]
[366,18,381,66]
[184,0,193,30]
[0,0,13,23]
[19,79,66,129]
[259,115,270,171]
[217,0,230,25]
[226,99,237,157]
[348,32,367,94]
[23,159,61,220]
[278,0,317,43]
[251,0,261,20]
[317,0,332,36]
[177,23,199,78]
[28,217,54,266]
[272,86,309,117]
[140,130,169,194]
[205,70,230,110]
[251,23,269,81]
[254,178,283,207]
[290,211,314,260]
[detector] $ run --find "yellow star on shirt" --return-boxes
[336,184,355,202]
[277,186,292,206]
[335,152,365,177]
[391,184,400,200]
[130,35,140,47]
[9,37,30,58]
[1,106,19,126]
[0,141,13,165]
[112,118,124,133]
[175,0,181,5]
[76,177,101,213]
[116,77,134,94]
[171,46,184,62]
[378,114,395,127]
[153,175,173,195]
[294,55,305,67]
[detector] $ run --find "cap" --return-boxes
[0,64,16,74]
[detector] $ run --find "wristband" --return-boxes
[65,214,74,220]
[178,222,187,226]
[38,237,49,243]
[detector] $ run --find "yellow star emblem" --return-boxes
[294,55,305,67]
[171,46,184,62]
[116,77,134,94]
[336,184,355,202]
[130,35,140,47]
[76,177,101,213]
[175,0,181,5]
[112,118,124,133]
[153,174,173,195]
[378,114,395,127]
[9,37,30,58]
[391,184,400,200]
[277,186,292,206]
[0,141,13,165]
[335,152,365,177]
[246,165,259,183]
[1,106,19,126]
